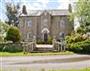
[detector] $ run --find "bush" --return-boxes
[36,39,44,44]
[5,26,21,43]
[37,36,52,44]
[76,27,85,34]
[67,39,90,53]
[0,21,10,42]
[65,33,85,43]
[0,42,23,52]
[47,36,52,44]
[65,33,90,54]
[0,36,4,42]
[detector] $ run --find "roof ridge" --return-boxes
[28,9,68,11]
[20,9,69,17]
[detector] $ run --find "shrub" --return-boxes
[36,39,44,44]
[0,42,23,52]
[5,26,21,43]
[37,36,52,44]
[0,36,4,42]
[67,39,90,53]
[76,27,85,34]
[65,33,85,43]
[0,21,10,42]
[47,36,52,44]
[65,33,90,54]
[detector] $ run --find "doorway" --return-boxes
[44,32,48,42]
[41,28,49,43]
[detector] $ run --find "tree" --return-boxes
[75,0,90,33]
[5,26,21,43]
[0,20,9,42]
[6,3,20,26]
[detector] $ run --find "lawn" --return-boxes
[1,68,90,71]
[49,68,90,71]
[0,51,74,56]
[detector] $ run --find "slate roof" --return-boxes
[20,9,69,16]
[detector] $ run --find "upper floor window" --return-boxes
[60,18,65,29]
[44,19,48,23]
[27,20,32,27]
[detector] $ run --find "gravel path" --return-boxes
[0,54,90,71]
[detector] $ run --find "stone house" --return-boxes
[18,5,73,42]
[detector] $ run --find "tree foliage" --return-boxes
[0,20,9,42]
[75,0,90,33]
[6,3,20,26]
[5,26,21,43]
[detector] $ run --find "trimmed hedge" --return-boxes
[0,42,23,52]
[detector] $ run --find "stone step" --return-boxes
[34,44,54,52]
[36,44,53,48]
[36,48,53,52]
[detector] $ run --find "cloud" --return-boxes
[20,0,49,10]
[36,0,49,8]
[37,0,49,3]
[4,0,12,3]
[57,2,69,9]
[31,2,43,9]
[58,0,70,2]
[20,2,42,11]
[20,0,70,10]
[57,0,70,9]
[0,0,78,21]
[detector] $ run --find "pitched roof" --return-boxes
[20,9,69,17]
[48,10,69,16]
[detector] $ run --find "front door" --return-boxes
[44,32,48,43]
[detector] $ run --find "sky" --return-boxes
[0,0,77,22]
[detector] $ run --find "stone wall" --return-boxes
[19,12,73,42]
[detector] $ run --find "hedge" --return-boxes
[0,42,23,52]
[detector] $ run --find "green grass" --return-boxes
[49,68,90,71]
[0,51,74,57]
[1,68,90,71]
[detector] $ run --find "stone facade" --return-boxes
[18,9,73,41]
